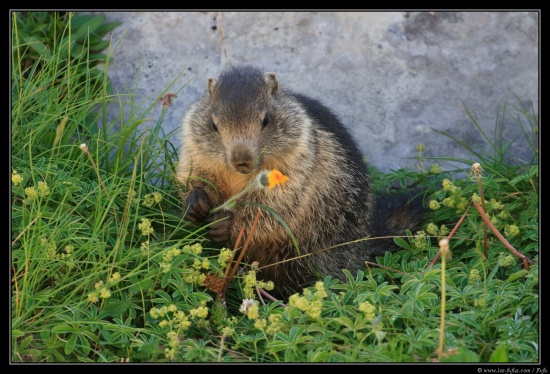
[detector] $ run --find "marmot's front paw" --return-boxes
[184,189,212,223]
[207,210,234,243]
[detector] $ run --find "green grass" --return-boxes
[11,11,539,363]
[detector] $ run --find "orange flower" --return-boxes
[267,169,289,189]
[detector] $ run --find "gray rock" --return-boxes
[91,11,539,173]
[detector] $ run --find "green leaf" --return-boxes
[189,292,212,305]
[71,15,104,41]
[89,53,108,62]
[65,333,78,355]
[79,334,91,356]
[486,262,500,283]
[52,324,76,333]
[24,36,51,59]
[71,14,101,28]
[393,236,410,250]
[171,254,187,268]
[267,339,289,353]
[99,328,113,343]
[89,39,110,51]
[489,345,509,362]
[507,270,528,283]
[154,290,172,303]
[332,317,355,330]
[12,329,24,338]
[104,298,130,318]
[96,21,122,36]
[161,271,171,288]
[17,335,33,350]
[128,278,154,293]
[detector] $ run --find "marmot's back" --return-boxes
[177,65,424,296]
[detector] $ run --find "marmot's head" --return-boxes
[204,65,279,175]
[184,65,310,177]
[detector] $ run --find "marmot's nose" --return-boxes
[230,147,255,174]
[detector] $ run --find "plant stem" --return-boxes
[472,201,531,270]
[437,239,450,360]
[474,165,488,259]
[427,203,471,268]
[225,211,262,286]
[80,144,110,199]
[217,227,245,303]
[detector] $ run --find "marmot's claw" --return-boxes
[207,211,234,243]
[185,189,212,223]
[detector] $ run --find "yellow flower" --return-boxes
[164,347,176,360]
[489,199,505,211]
[413,231,428,250]
[504,224,520,238]
[442,179,453,191]
[246,303,259,320]
[138,218,154,236]
[140,240,150,254]
[474,297,486,308]
[142,194,155,207]
[218,247,233,269]
[190,306,208,319]
[12,170,23,186]
[87,292,99,303]
[99,288,111,299]
[108,272,121,282]
[197,273,206,286]
[267,169,289,189]
[152,192,162,203]
[469,269,481,285]
[192,258,202,270]
[314,281,328,299]
[171,247,181,257]
[499,254,516,268]
[239,298,257,317]
[359,301,376,320]
[24,186,38,201]
[254,318,267,329]
[428,200,441,210]
[266,314,284,334]
[426,223,438,236]
[222,326,235,336]
[159,320,169,328]
[429,163,442,174]
[142,192,162,207]
[150,307,162,319]
[442,197,455,208]
[288,294,309,310]
[191,243,203,254]
[37,181,50,197]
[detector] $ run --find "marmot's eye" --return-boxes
[261,113,269,129]
[210,119,218,133]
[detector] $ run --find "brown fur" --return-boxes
[176,65,425,296]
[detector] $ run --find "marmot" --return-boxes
[176,65,425,296]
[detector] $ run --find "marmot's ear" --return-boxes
[264,72,278,96]
[208,77,217,98]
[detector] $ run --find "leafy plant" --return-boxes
[11,11,539,363]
